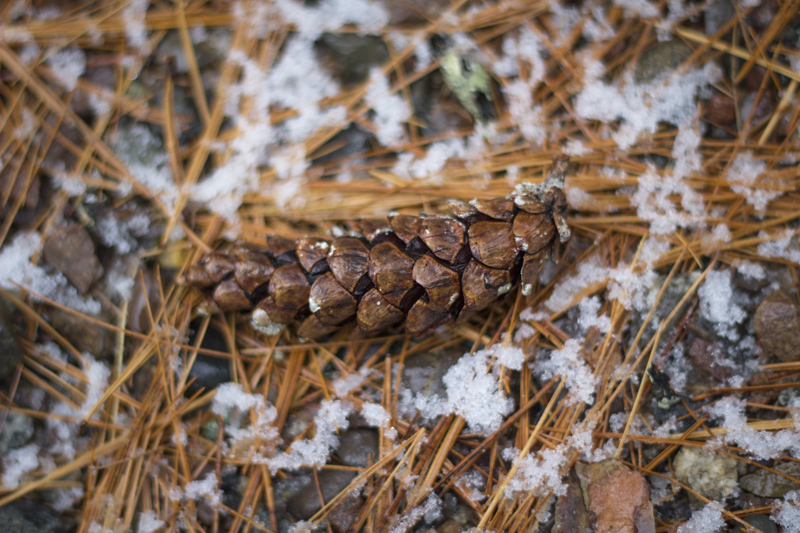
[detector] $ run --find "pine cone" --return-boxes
[185,157,572,340]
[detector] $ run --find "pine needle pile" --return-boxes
[0,1,799,532]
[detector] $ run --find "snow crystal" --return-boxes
[137,510,165,533]
[184,473,222,508]
[503,79,546,145]
[193,37,344,219]
[441,347,515,432]
[0,232,101,314]
[563,139,590,156]
[631,168,705,235]
[726,152,780,212]
[389,494,441,533]
[542,255,658,315]
[676,501,725,533]
[575,64,720,149]
[364,68,410,147]
[79,354,111,418]
[114,124,178,211]
[613,0,660,19]
[96,211,150,254]
[757,229,800,264]
[361,402,390,428]
[49,486,84,511]
[772,490,800,533]
[706,397,800,459]
[12,108,37,140]
[577,296,611,333]
[212,382,280,446]
[698,270,746,342]
[392,138,466,181]
[2,443,39,489]
[53,171,87,197]
[565,186,593,210]
[333,366,374,398]
[502,424,597,499]
[274,0,389,40]
[703,224,732,247]
[123,0,149,50]
[493,25,545,82]
[534,339,596,405]
[212,382,263,414]
[46,47,86,91]
[397,345,526,433]
[735,261,765,280]
[264,400,352,473]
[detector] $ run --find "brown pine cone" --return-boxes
[185,157,572,340]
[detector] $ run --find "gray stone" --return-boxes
[732,514,778,533]
[317,34,389,84]
[43,225,104,294]
[704,0,735,36]
[740,461,800,497]
[336,429,379,468]
[327,494,363,533]
[287,469,356,520]
[0,305,23,382]
[0,499,67,533]
[49,307,115,360]
[674,447,738,501]
[634,40,693,85]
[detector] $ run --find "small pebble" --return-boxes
[43,225,104,294]
[336,429,379,468]
[739,461,800,497]
[704,92,736,125]
[754,290,800,362]
[674,447,738,501]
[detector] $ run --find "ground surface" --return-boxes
[1,1,800,532]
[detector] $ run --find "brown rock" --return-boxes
[328,494,363,533]
[553,475,589,533]
[754,290,800,361]
[576,459,655,533]
[687,338,736,381]
[42,225,104,294]
[705,92,736,125]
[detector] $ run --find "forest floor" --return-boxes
[1,0,800,532]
